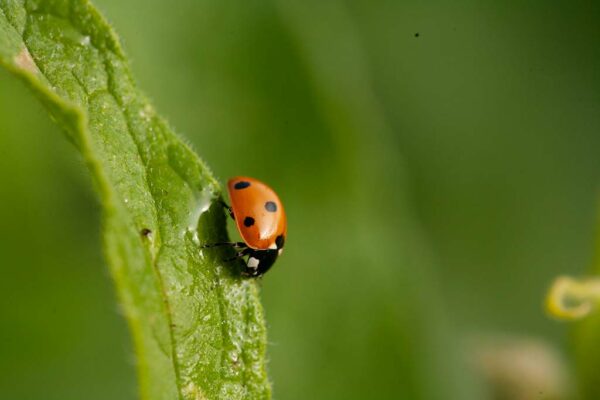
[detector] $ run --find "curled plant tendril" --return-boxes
[546,276,600,320]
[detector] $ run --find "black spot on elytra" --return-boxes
[275,234,285,249]
[265,201,277,212]
[244,216,255,227]
[234,181,250,190]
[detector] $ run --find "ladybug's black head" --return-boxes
[243,249,279,277]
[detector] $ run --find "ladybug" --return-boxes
[204,176,287,276]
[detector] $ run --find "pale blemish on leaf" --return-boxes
[13,47,37,74]
[182,382,208,400]
[138,103,155,121]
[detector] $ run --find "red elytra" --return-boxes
[227,176,287,251]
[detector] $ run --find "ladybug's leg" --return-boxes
[218,199,235,220]
[202,241,246,249]
[224,247,251,262]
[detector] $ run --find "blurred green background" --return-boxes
[1,1,599,399]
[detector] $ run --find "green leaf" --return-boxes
[0,1,271,399]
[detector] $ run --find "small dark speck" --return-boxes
[244,216,255,227]
[141,228,152,237]
[414,32,420,38]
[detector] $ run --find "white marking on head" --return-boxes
[278,249,284,256]
[269,243,278,250]
[247,257,260,269]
